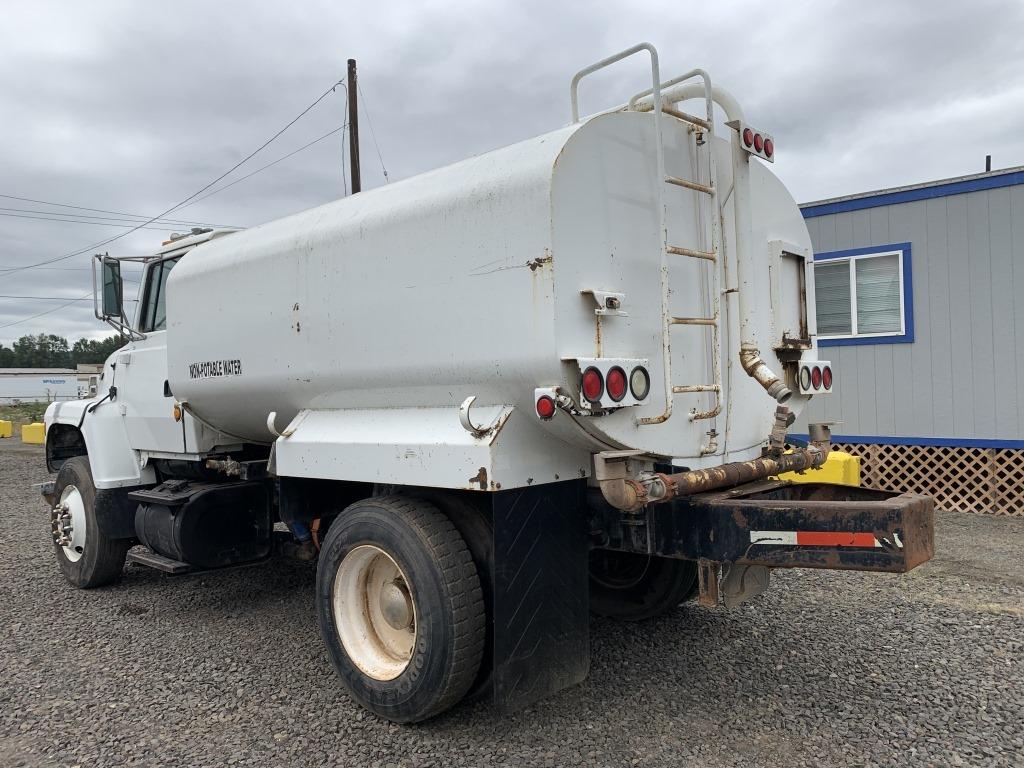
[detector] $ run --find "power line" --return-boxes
[357,82,389,182]
[0,194,227,227]
[0,75,344,278]
[179,124,346,210]
[0,211,181,231]
[0,293,92,331]
[0,294,138,302]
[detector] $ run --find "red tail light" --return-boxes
[763,138,774,157]
[810,366,822,390]
[753,133,764,152]
[536,395,556,420]
[743,128,754,147]
[822,365,832,390]
[606,367,627,401]
[581,367,604,402]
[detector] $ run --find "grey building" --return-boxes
[794,166,1024,515]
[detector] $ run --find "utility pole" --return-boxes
[347,58,361,194]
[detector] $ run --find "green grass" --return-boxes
[0,402,48,426]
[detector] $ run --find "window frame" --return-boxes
[137,255,182,333]
[813,242,914,347]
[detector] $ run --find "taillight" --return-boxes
[822,365,832,390]
[629,366,650,400]
[811,366,822,390]
[536,395,556,420]
[800,366,811,391]
[729,120,774,163]
[581,367,604,402]
[606,367,627,402]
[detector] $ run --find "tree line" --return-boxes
[0,334,125,368]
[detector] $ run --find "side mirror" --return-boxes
[100,257,123,318]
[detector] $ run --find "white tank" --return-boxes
[167,109,817,465]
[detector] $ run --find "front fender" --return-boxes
[45,399,156,489]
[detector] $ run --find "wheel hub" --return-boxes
[379,579,414,630]
[52,485,87,563]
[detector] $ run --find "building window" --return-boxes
[813,242,913,346]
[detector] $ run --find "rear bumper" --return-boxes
[591,480,934,574]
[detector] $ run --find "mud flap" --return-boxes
[490,479,589,713]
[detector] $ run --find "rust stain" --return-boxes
[527,252,553,272]
[469,466,488,491]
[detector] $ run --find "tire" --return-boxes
[589,550,698,621]
[316,495,486,723]
[51,456,130,589]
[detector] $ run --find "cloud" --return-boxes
[1,0,1021,344]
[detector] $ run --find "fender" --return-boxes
[44,399,156,489]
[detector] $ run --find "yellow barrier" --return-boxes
[778,449,860,486]
[20,422,45,445]
[0,420,12,438]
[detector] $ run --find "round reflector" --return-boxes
[742,128,754,147]
[536,395,556,419]
[800,366,811,391]
[629,366,651,400]
[753,133,764,152]
[822,365,832,390]
[581,367,604,402]
[606,367,627,402]
[811,365,822,390]
[763,137,774,157]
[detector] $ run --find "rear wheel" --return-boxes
[589,550,697,621]
[51,456,130,588]
[316,495,485,722]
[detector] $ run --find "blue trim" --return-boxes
[801,170,1024,218]
[813,242,914,347]
[789,433,1024,450]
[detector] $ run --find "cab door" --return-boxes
[117,256,185,453]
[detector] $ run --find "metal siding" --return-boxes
[1012,187,1024,437]
[925,197,954,438]
[887,201,928,436]
[967,192,996,436]
[987,188,1018,439]
[944,196,974,437]
[799,182,1023,443]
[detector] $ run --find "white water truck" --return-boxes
[41,45,933,723]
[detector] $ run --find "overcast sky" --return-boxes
[2,0,1023,346]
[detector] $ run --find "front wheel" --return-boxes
[589,550,697,621]
[51,456,130,588]
[316,495,486,723]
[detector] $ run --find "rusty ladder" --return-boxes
[632,71,724,431]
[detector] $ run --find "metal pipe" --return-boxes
[656,445,825,498]
[631,81,745,123]
[739,347,791,403]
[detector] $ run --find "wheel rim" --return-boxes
[590,550,652,590]
[53,484,87,563]
[333,544,417,681]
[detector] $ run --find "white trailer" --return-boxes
[41,45,933,723]
[0,369,81,404]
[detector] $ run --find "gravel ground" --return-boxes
[1,440,1022,768]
